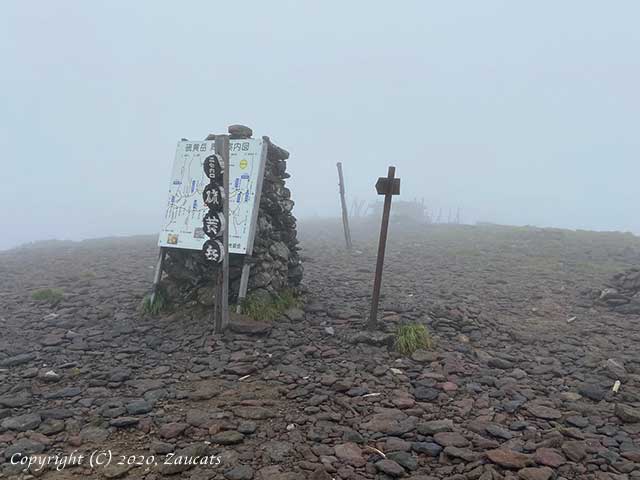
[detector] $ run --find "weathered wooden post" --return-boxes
[336,162,353,251]
[212,135,230,333]
[367,166,400,330]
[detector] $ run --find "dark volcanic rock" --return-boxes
[414,386,439,401]
[224,465,254,480]
[526,404,562,420]
[417,419,453,435]
[517,467,554,480]
[4,438,45,459]
[361,410,416,435]
[1,353,36,367]
[615,404,640,423]
[228,124,253,139]
[1,413,42,431]
[109,417,139,428]
[488,357,514,369]
[0,391,32,408]
[375,459,405,477]
[412,442,443,456]
[126,399,153,415]
[228,318,272,335]
[578,383,607,402]
[212,430,244,445]
[486,449,533,469]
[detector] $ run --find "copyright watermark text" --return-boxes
[9,450,221,471]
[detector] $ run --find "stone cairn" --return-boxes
[161,125,303,306]
[596,267,640,315]
[429,300,483,339]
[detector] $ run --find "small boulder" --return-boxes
[615,403,640,423]
[486,449,533,469]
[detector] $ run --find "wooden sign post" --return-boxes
[336,162,353,251]
[367,166,400,330]
[152,127,267,330]
[207,135,230,333]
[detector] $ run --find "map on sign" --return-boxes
[158,138,266,254]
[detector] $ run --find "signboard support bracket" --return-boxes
[235,136,269,312]
[236,263,251,313]
[150,247,167,305]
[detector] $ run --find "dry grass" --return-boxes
[241,289,301,322]
[31,288,64,305]
[394,323,434,355]
[141,289,167,316]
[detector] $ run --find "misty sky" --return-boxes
[1,1,639,250]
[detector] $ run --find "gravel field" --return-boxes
[1,221,639,480]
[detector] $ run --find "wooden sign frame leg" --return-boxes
[150,247,167,304]
[236,262,251,314]
[235,136,269,314]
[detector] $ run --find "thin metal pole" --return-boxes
[150,247,166,304]
[236,263,251,314]
[336,162,353,251]
[368,166,396,330]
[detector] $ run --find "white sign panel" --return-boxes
[158,138,266,254]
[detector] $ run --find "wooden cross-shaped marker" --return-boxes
[368,166,400,330]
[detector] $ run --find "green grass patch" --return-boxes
[31,288,64,305]
[273,288,302,310]
[394,323,434,355]
[141,288,167,316]
[241,288,301,322]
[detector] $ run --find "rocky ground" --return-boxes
[1,221,640,480]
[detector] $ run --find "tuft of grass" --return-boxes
[241,289,301,322]
[241,296,280,322]
[141,289,167,316]
[274,288,302,311]
[31,288,64,305]
[394,323,434,355]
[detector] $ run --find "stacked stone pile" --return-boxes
[161,124,303,305]
[596,267,640,314]
[428,299,482,338]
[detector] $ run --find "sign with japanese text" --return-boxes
[158,138,266,254]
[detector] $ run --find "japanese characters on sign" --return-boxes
[202,183,224,209]
[202,153,226,263]
[204,154,224,181]
[158,139,266,254]
[203,210,225,238]
[203,239,224,263]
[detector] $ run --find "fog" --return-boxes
[1,1,639,251]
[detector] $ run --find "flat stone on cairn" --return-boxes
[228,124,253,139]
